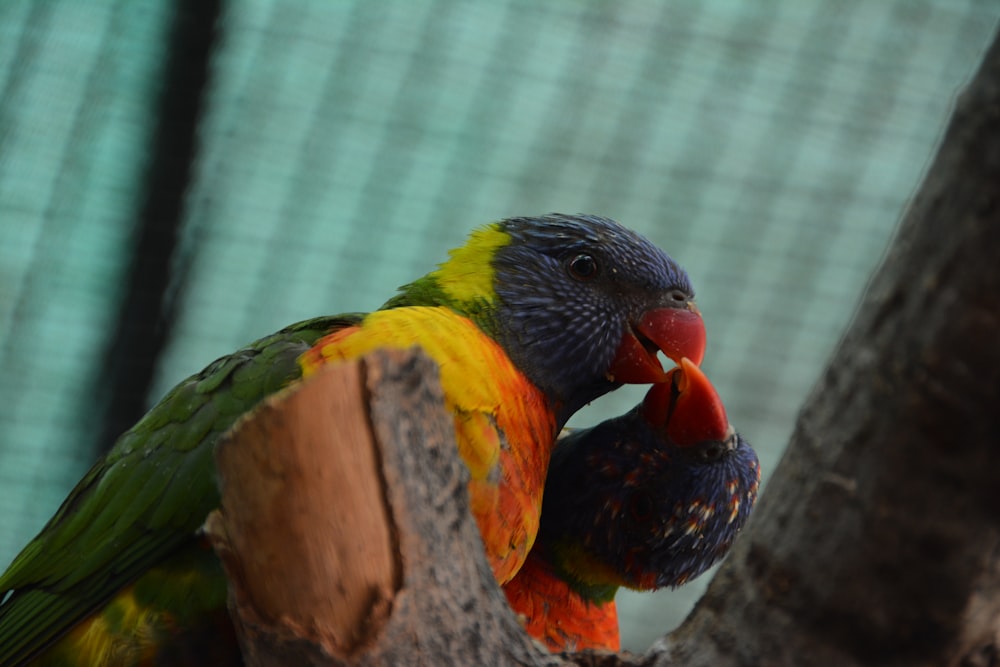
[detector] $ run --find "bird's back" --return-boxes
[0,316,356,666]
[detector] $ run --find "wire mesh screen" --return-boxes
[0,0,996,651]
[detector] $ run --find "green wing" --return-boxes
[0,314,362,666]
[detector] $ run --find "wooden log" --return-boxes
[205,348,557,666]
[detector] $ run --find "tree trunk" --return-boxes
[660,25,1000,667]
[207,25,1000,667]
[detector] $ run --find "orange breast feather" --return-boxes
[503,551,620,652]
[299,307,557,583]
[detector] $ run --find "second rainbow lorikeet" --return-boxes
[504,358,760,652]
[0,213,706,666]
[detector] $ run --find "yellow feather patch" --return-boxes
[431,223,510,305]
[52,586,159,667]
[553,541,631,590]
[454,411,502,481]
[301,307,525,426]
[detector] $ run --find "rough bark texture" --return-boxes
[657,25,1000,667]
[207,349,562,667]
[209,27,1000,667]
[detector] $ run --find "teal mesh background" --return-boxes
[1,0,996,651]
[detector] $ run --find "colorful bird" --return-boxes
[0,213,706,666]
[503,358,760,652]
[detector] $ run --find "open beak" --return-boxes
[606,304,706,384]
[641,358,729,445]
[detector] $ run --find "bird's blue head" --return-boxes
[386,213,705,426]
[541,359,761,597]
[488,213,705,426]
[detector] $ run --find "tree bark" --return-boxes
[206,349,561,667]
[658,25,1000,667]
[207,25,1000,667]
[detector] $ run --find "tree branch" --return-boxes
[658,25,1000,667]
[206,349,561,666]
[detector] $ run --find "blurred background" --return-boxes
[0,0,996,651]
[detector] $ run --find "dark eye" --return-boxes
[629,491,653,522]
[699,443,725,463]
[567,254,599,280]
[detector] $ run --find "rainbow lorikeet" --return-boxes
[0,214,706,666]
[504,358,760,652]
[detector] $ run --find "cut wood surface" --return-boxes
[207,349,559,666]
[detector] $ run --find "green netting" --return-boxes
[0,0,996,650]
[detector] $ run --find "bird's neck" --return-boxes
[382,273,499,336]
[545,541,622,604]
[383,224,508,315]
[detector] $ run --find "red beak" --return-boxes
[641,358,729,445]
[606,305,706,384]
